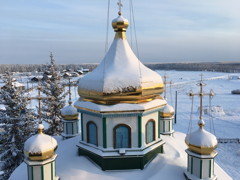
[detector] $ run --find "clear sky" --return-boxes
[0,0,240,64]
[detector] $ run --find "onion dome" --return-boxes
[24,124,58,161]
[160,104,174,118]
[185,122,217,155]
[78,13,164,105]
[61,100,78,120]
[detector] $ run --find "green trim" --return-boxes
[41,166,44,180]
[163,121,165,133]
[31,166,34,180]
[78,143,164,170]
[102,117,107,148]
[66,123,68,134]
[77,107,162,118]
[169,120,170,131]
[72,122,74,134]
[158,112,160,138]
[191,156,193,174]
[51,162,53,180]
[138,116,142,148]
[200,159,202,179]
[209,159,212,178]
[81,113,83,141]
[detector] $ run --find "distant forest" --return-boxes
[0,62,240,74]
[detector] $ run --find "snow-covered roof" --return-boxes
[61,101,78,120]
[160,104,174,118]
[78,15,164,104]
[11,132,232,180]
[75,99,167,113]
[24,124,57,160]
[185,127,218,155]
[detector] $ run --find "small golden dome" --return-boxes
[24,124,58,161]
[160,104,174,118]
[185,127,217,155]
[112,15,129,32]
[61,100,79,120]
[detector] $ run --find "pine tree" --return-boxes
[0,72,36,180]
[41,53,67,135]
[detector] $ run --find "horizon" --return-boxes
[1,0,240,64]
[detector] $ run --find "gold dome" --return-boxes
[160,104,174,118]
[78,13,164,105]
[24,124,58,161]
[61,100,79,120]
[185,126,217,155]
[112,15,129,33]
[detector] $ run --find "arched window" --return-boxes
[113,124,131,149]
[87,121,98,146]
[146,120,155,144]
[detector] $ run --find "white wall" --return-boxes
[82,114,103,147]
[106,116,138,148]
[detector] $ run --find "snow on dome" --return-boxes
[112,15,128,23]
[78,14,164,105]
[160,104,174,118]
[24,124,57,161]
[185,127,217,155]
[61,101,78,120]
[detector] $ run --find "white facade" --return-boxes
[185,150,217,180]
[62,119,79,139]
[25,154,59,180]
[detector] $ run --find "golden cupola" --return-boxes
[185,120,218,155]
[160,104,174,118]
[61,100,79,120]
[78,12,164,105]
[24,124,58,161]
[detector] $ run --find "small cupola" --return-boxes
[160,104,174,118]
[61,100,78,120]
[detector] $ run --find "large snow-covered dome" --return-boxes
[185,127,217,155]
[24,124,58,161]
[78,14,164,105]
[61,100,78,120]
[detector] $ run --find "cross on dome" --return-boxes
[117,0,123,15]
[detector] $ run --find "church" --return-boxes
[10,1,231,180]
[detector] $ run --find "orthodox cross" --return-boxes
[117,0,123,15]
[163,73,172,100]
[188,74,214,127]
[68,77,72,101]
[29,78,52,124]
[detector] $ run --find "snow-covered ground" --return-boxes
[3,70,240,179]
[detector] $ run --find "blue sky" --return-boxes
[0,0,240,64]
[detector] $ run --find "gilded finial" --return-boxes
[38,123,44,134]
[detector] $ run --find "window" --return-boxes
[114,124,131,149]
[146,120,155,144]
[87,121,98,146]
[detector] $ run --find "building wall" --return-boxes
[107,116,138,148]
[82,114,103,147]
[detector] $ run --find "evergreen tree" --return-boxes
[0,72,36,180]
[41,53,67,135]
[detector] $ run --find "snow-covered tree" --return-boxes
[0,72,36,180]
[41,53,67,135]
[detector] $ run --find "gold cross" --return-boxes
[117,0,123,15]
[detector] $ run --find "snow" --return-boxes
[78,37,163,94]
[160,104,174,113]
[61,103,78,116]
[112,15,128,23]
[24,131,57,154]
[185,127,217,147]
[4,70,240,179]
[74,99,167,112]
[10,132,232,180]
